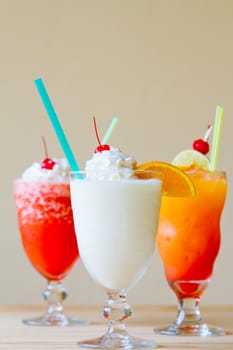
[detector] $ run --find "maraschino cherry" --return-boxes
[193,125,212,155]
[41,158,56,169]
[40,136,56,170]
[93,116,110,153]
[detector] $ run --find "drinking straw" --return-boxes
[34,78,81,177]
[209,105,224,171]
[101,117,118,144]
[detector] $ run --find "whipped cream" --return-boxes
[85,146,137,180]
[21,158,70,183]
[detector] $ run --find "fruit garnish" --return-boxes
[193,139,209,155]
[93,116,110,153]
[41,158,56,169]
[192,125,212,155]
[41,136,56,170]
[136,161,195,197]
[172,149,210,170]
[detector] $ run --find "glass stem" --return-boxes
[103,291,132,336]
[175,297,202,326]
[42,280,68,316]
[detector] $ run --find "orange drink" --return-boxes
[156,166,227,335]
[137,134,227,336]
[157,167,227,285]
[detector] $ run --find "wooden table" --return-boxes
[0,305,233,349]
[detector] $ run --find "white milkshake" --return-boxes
[70,146,162,349]
[70,177,161,291]
[70,147,162,291]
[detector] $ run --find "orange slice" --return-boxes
[136,161,195,197]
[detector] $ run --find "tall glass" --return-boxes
[155,168,227,336]
[70,170,162,349]
[14,179,85,326]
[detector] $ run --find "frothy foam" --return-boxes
[85,146,137,180]
[21,158,70,183]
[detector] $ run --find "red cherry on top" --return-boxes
[41,157,56,170]
[93,116,110,153]
[193,139,209,155]
[94,144,110,153]
[41,136,56,169]
[192,124,212,155]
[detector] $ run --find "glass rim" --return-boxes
[70,169,163,182]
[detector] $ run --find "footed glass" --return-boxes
[155,169,227,336]
[14,179,85,326]
[70,170,162,348]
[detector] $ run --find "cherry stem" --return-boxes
[93,116,102,147]
[203,124,212,141]
[42,136,49,158]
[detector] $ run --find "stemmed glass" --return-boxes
[70,170,162,349]
[155,169,227,336]
[14,179,85,326]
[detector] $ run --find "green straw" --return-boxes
[34,78,81,176]
[101,117,118,144]
[209,105,224,171]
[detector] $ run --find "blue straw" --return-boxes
[34,78,81,175]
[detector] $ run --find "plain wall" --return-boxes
[1,0,233,306]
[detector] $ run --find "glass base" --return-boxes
[154,323,225,336]
[23,312,87,326]
[78,332,157,349]
[77,291,157,349]
[155,284,225,337]
[22,281,87,326]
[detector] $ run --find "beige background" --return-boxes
[1,0,233,307]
